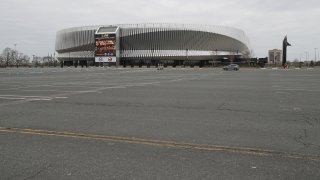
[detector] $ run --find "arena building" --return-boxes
[55,23,251,67]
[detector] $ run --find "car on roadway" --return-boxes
[223,64,239,71]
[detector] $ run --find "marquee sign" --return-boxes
[94,27,119,63]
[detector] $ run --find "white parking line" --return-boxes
[0,97,26,100]
[276,89,320,92]
[0,95,68,100]
[21,90,57,92]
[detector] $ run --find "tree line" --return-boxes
[0,47,58,68]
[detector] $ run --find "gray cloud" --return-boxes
[0,0,319,60]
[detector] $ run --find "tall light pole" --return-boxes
[14,44,17,59]
[315,48,318,62]
[14,44,18,68]
[212,50,214,67]
[299,53,302,62]
[299,54,302,68]
[306,51,310,67]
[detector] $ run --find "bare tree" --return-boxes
[1,47,15,67]
[0,55,4,67]
[1,47,31,67]
[17,53,30,66]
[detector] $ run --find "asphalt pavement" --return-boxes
[0,67,319,179]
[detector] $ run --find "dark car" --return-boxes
[223,64,239,71]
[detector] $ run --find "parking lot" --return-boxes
[0,67,320,179]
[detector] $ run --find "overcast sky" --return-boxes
[1,0,319,60]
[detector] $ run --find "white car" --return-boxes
[223,64,239,71]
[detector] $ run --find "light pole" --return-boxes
[306,51,310,67]
[14,44,18,68]
[212,50,214,67]
[299,54,302,68]
[299,54,302,62]
[315,48,318,62]
[33,55,35,67]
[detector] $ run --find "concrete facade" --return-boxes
[55,23,252,66]
[268,49,282,65]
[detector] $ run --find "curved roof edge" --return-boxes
[56,23,251,50]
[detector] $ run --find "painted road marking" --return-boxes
[0,127,319,162]
[21,90,58,92]
[53,97,68,99]
[0,95,69,106]
[0,95,52,101]
[0,97,26,100]
[276,89,320,92]
[0,95,68,99]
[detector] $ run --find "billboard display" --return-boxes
[95,33,116,63]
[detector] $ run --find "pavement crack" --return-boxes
[51,101,204,111]
[84,121,98,131]
[217,102,226,110]
[216,103,254,113]
[23,164,51,180]
[293,128,320,151]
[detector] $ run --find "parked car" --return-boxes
[223,64,239,71]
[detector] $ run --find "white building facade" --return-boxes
[268,49,282,65]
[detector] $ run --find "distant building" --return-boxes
[268,49,282,65]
